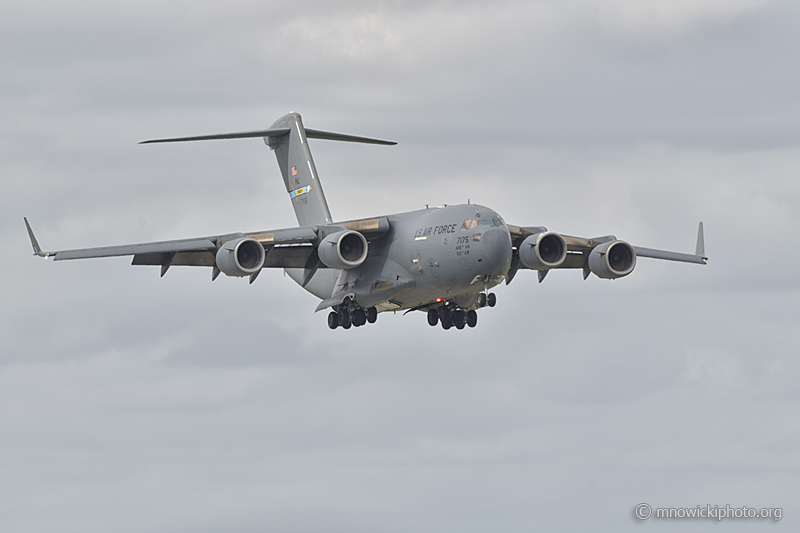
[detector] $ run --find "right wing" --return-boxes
[24,216,390,281]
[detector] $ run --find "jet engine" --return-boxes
[215,237,266,277]
[588,240,636,279]
[519,231,568,270]
[318,230,368,269]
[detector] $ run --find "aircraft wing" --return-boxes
[24,216,390,281]
[505,221,707,283]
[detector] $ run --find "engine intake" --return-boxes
[519,231,567,270]
[215,237,266,277]
[318,230,368,269]
[588,240,636,279]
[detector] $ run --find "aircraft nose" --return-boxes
[481,228,512,273]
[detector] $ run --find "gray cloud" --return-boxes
[2,1,799,531]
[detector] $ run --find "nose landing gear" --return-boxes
[476,292,496,308]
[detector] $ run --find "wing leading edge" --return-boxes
[23,216,391,280]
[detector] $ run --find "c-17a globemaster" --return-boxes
[24,112,707,330]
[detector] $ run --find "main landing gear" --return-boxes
[328,304,377,330]
[427,293,495,331]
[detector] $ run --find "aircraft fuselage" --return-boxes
[287,203,511,313]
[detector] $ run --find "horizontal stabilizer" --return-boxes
[140,127,395,146]
[139,128,290,144]
[305,128,396,145]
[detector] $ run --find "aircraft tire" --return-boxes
[366,307,378,323]
[327,311,339,330]
[487,293,497,307]
[467,310,478,328]
[353,308,367,327]
[338,308,350,326]
[477,293,487,308]
[453,310,466,329]
[427,309,439,326]
[440,311,453,330]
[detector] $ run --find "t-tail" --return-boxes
[140,112,396,226]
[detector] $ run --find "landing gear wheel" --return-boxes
[353,308,366,327]
[477,293,487,308]
[440,311,453,330]
[327,311,339,330]
[439,307,452,325]
[467,310,478,328]
[487,293,497,307]
[453,310,466,330]
[427,309,439,326]
[366,307,378,324]
[338,308,350,327]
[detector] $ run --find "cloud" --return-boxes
[2,1,799,531]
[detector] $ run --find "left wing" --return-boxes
[24,216,390,282]
[505,221,707,284]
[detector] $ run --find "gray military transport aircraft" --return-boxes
[24,112,707,330]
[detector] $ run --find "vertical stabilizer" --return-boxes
[139,112,395,228]
[266,113,333,226]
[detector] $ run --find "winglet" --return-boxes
[23,217,47,257]
[695,221,706,260]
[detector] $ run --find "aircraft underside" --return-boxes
[283,203,512,330]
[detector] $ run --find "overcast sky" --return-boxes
[1,1,799,531]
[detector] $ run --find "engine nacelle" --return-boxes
[588,240,636,279]
[519,231,568,270]
[215,237,266,277]
[318,230,368,269]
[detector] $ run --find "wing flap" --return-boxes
[132,251,216,267]
[264,246,316,268]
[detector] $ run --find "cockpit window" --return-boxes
[462,217,504,230]
[479,218,505,227]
